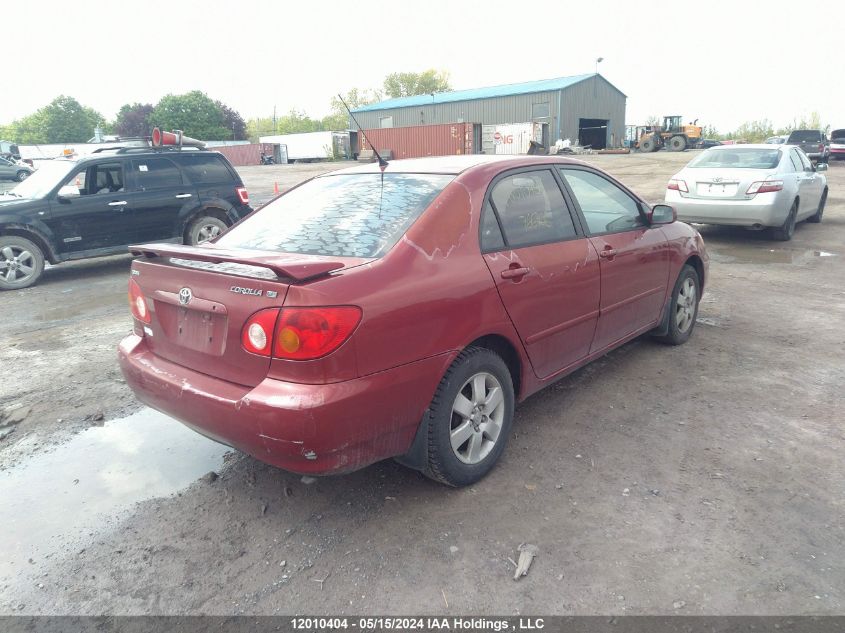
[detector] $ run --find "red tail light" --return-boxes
[236,187,249,205]
[746,180,783,195]
[128,278,151,324]
[819,144,825,152]
[668,179,688,193]
[242,308,281,356]
[273,307,362,360]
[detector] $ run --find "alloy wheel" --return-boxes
[675,277,697,333]
[449,372,505,464]
[0,245,37,284]
[197,223,222,243]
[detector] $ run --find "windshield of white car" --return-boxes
[688,148,781,169]
[10,160,77,198]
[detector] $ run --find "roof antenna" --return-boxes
[337,93,388,171]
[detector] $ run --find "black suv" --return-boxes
[0,147,252,289]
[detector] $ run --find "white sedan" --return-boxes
[665,144,828,240]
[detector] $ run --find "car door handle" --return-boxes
[599,248,617,258]
[174,193,193,199]
[108,200,128,207]
[500,266,530,279]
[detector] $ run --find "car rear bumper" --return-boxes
[666,191,788,227]
[118,334,453,475]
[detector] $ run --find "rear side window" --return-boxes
[216,173,453,258]
[132,158,182,190]
[487,170,576,249]
[179,154,236,183]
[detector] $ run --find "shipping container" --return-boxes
[207,143,277,166]
[357,123,475,159]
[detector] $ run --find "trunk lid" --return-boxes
[681,168,777,201]
[129,243,367,387]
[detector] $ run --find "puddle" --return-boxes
[0,409,228,581]
[709,246,839,265]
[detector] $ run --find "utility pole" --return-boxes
[273,105,277,135]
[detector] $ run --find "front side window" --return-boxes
[560,168,642,235]
[132,159,182,190]
[216,173,453,258]
[487,170,576,249]
[796,150,813,171]
[68,162,123,196]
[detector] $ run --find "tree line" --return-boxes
[0,70,451,145]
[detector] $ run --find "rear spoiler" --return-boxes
[129,243,346,282]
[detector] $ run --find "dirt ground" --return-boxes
[1,152,843,616]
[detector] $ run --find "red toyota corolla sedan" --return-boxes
[119,155,708,486]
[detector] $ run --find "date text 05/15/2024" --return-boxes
[290,617,545,631]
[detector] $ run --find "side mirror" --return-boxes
[648,204,676,225]
[57,184,80,200]
[815,162,828,172]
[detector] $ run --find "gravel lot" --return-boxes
[0,152,843,616]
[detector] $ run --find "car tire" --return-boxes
[652,265,700,346]
[0,235,45,290]
[807,189,827,223]
[423,347,515,487]
[771,200,797,241]
[187,215,228,245]
[16,170,29,182]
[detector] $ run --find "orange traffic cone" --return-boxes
[273,182,280,195]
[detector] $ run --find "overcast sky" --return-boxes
[5,0,844,134]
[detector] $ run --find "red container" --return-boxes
[209,143,276,166]
[358,123,474,159]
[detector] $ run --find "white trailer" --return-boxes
[259,131,349,163]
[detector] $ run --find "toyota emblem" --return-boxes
[178,287,193,305]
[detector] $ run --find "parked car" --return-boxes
[665,145,828,240]
[0,148,252,290]
[829,128,845,160]
[119,155,708,487]
[698,139,722,149]
[764,136,788,145]
[0,156,33,182]
[785,129,829,162]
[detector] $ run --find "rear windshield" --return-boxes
[787,130,821,143]
[216,173,454,258]
[831,129,845,142]
[688,148,781,169]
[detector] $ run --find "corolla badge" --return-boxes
[178,287,193,305]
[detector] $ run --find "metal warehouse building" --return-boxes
[350,73,626,154]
